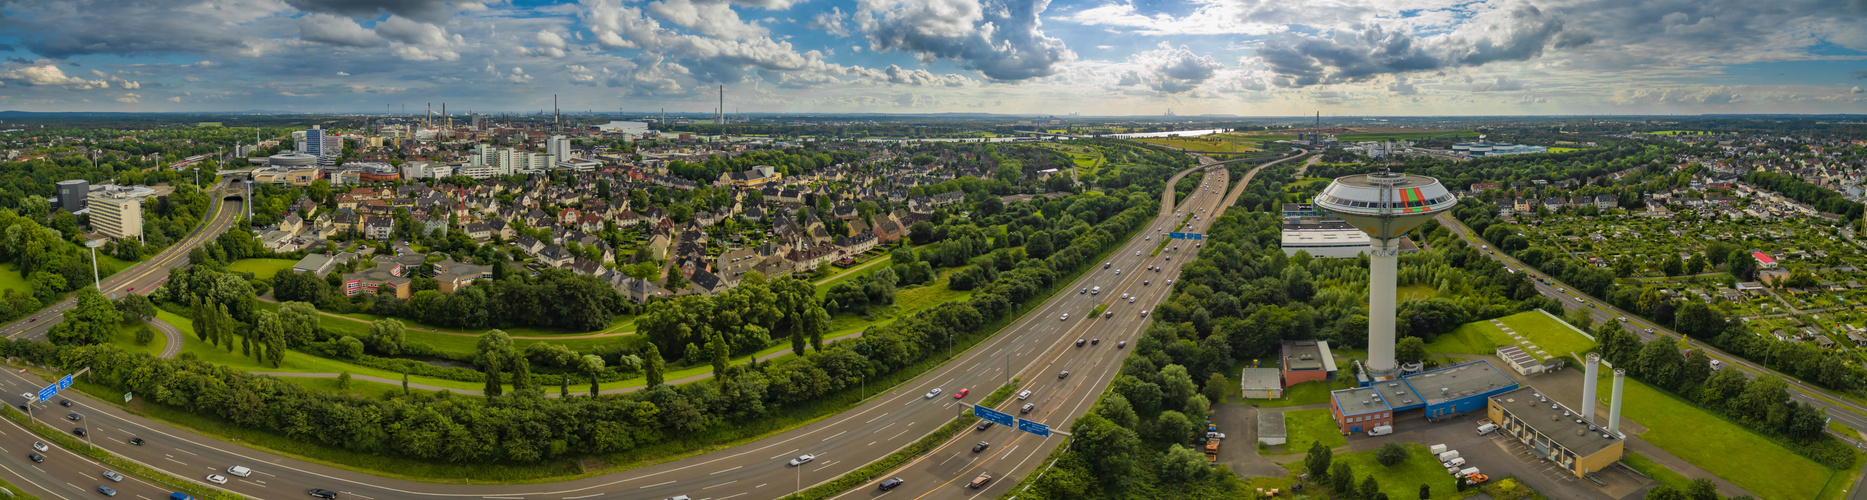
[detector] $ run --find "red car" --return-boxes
[954,388,970,399]
[127,287,134,292]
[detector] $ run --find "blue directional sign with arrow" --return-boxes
[1168,232,1205,241]
[35,375,74,403]
[1016,418,1051,437]
[973,404,1014,427]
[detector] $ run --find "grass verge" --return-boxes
[1280,443,1478,499]
[1245,378,1354,408]
[1277,408,1345,455]
[1622,452,1698,493]
[1600,371,1836,500]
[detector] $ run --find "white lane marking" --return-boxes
[867,441,875,446]
[717,493,747,500]
[710,466,741,475]
[256,470,276,476]
[821,430,846,442]
[702,481,736,490]
[638,481,677,489]
[756,484,767,488]
[163,457,187,466]
[888,429,910,440]
[239,479,266,488]
[866,414,885,424]
[345,493,377,500]
[482,497,523,500]
[769,449,797,460]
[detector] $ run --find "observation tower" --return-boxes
[1313,170,1457,376]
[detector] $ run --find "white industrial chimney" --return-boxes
[1581,353,1600,425]
[1608,368,1625,435]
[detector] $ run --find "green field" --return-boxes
[1622,452,1700,493]
[1277,408,1346,454]
[1548,147,1583,153]
[1423,311,1596,359]
[1282,443,1476,499]
[1602,372,1838,500]
[1246,378,1354,407]
[227,258,300,278]
[0,263,28,293]
[1247,130,1472,142]
[154,308,486,392]
[1134,136,1261,153]
[112,320,166,358]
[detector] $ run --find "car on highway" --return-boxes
[1091,338,1099,345]
[1557,287,1565,292]
[127,287,134,292]
[32,441,46,452]
[206,474,228,484]
[1114,269,1120,275]
[1144,280,1149,286]
[954,388,969,399]
[1079,288,1086,294]
[1060,313,1069,321]
[1644,328,1654,334]
[1618,317,1627,322]
[27,452,42,463]
[1058,371,1070,379]
[1141,310,1150,317]
[973,442,990,452]
[1117,341,1126,348]
[1104,310,1113,318]
[788,454,815,466]
[73,427,86,437]
[103,471,122,482]
[1104,262,1110,269]
[925,388,942,398]
[308,489,339,499]
[1020,403,1035,414]
[1166,279,1173,285]
[127,438,144,446]
[976,421,995,431]
[59,399,71,407]
[1075,339,1086,347]
[1017,390,1033,400]
[878,478,905,491]
[97,486,117,497]
[1128,296,1136,303]
[227,465,253,477]
[68,413,81,421]
[969,474,993,489]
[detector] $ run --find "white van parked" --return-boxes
[1445,457,1466,468]
[1366,425,1393,436]
[1477,423,1499,435]
[1437,450,1460,462]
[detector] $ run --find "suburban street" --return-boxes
[0,153,1304,500]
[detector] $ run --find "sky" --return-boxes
[0,0,1865,116]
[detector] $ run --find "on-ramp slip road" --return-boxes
[0,154,1303,500]
[1,180,244,342]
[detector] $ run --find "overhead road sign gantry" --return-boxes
[1017,418,1051,437]
[974,405,1015,427]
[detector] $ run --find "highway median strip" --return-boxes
[777,381,1017,500]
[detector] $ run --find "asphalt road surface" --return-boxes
[0,153,1305,500]
[1,180,243,342]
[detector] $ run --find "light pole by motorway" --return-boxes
[85,238,107,291]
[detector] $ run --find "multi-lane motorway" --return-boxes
[0,180,244,341]
[0,153,1304,500]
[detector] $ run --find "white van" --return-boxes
[1445,457,1466,468]
[1366,425,1393,436]
[1477,423,1499,435]
[1429,444,1448,455]
[226,466,252,478]
[1710,359,1722,370]
[1457,467,1481,478]
[1437,450,1460,462]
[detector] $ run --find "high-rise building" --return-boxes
[55,179,89,214]
[547,135,571,160]
[87,188,143,240]
[303,126,326,157]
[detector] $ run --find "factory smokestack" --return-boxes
[1581,353,1599,425]
[1608,368,1625,435]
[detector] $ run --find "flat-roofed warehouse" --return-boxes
[1488,386,1625,477]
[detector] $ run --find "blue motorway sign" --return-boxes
[58,375,72,390]
[973,404,1015,427]
[1168,232,1205,241]
[36,384,56,403]
[1016,418,1051,437]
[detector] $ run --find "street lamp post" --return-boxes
[84,238,106,291]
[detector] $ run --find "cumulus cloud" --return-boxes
[809,6,852,37]
[376,16,453,47]
[283,0,459,24]
[0,0,268,58]
[1114,42,1223,93]
[115,93,140,103]
[0,63,110,89]
[854,0,1075,81]
[1255,5,1571,87]
[535,30,568,57]
[1853,86,1864,94]
[300,13,387,48]
[168,96,181,102]
[1387,76,1417,95]
[649,0,769,39]
[1471,75,1525,92]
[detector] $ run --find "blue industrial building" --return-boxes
[1395,360,1519,421]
